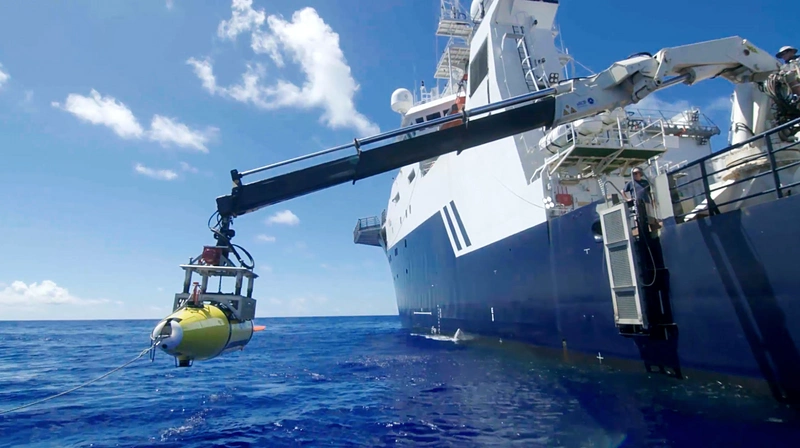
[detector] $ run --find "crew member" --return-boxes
[624,167,660,230]
[776,46,798,64]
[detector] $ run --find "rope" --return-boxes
[0,343,156,416]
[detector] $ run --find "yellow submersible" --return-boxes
[151,302,255,366]
[152,246,264,367]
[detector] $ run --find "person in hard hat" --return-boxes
[776,46,798,64]
[624,167,651,204]
[624,167,661,231]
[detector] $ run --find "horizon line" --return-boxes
[0,313,399,323]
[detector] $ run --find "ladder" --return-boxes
[598,202,648,330]
[511,26,549,92]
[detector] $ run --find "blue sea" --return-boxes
[1,316,799,447]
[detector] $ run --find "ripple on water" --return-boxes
[1,317,800,447]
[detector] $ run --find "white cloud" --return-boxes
[630,92,731,117]
[251,30,283,66]
[187,2,379,136]
[0,280,108,306]
[134,163,178,181]
[148,115,217,153]
[259,265,273,275]
[256,234,276,242]
[266,209,299,225]
[259,294,328,316]
[0,63,9,89]
[627,92,732,127]
[166,0,174,10]
[631,94,692,115]
[320,262,356,272]
[52,89,144,139]
[705,96,732,115]
[53,90,217,151]
[180,161,199,173]
[218,0,265,40]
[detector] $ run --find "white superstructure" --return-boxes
[382,0,720,253]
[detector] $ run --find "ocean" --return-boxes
[1,316,799,447]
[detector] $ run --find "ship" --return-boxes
[352,0,800,402]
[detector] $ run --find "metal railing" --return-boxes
[355,216,382,230]
[667,117,800,223]
[353,215,384,246]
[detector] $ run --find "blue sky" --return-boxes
[0,0,795,320]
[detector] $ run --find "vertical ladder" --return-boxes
[598,202,648,330]
[511,26,549,92]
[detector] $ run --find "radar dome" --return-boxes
[391,88,414,115]
[470,0,483,21]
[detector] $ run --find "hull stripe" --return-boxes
[442,206,463,251]
[449,200,472,247]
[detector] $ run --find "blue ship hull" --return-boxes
[388,193,800,401]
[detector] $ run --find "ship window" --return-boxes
[392,192,400,203]
[415,117,424,124]
[469,39,489,97]
[404,239,407,248]
[395,248,398,256]
[407,169,416,183]
[426,112,441,121]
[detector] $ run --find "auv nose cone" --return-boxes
[152,319,184,354]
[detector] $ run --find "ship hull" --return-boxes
[388,193,800,401]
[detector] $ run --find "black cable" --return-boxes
[230,243,255,270]
[203,210,256,270]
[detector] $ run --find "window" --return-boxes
[407,169,416,183]
[425,112,441,121]
[469,39,489,97]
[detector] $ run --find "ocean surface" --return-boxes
[1,316,799,447]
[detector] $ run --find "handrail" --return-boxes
[666,117,800,175]
[355,216,382,230]
[667,117,800,223]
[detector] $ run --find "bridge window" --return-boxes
[415,117,424,124]
[469,39,488,97]
[426,112,441,121]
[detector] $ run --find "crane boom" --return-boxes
[210,36,780,247]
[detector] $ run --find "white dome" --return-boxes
[391,88,414,115]
[470,0,482,21]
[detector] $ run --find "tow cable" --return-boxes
[0,341,160,416]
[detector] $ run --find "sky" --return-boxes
[0,0,796,320]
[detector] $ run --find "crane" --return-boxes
[151,36,784,366]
